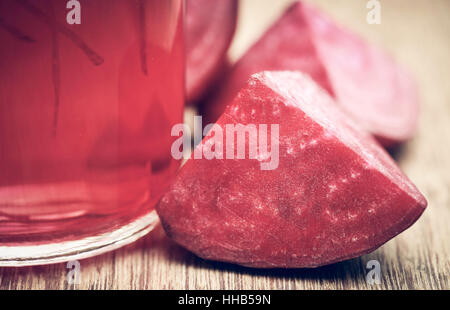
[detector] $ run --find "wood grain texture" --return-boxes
[1,0,449,290]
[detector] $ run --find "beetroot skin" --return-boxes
[186,0,238,103]
[203,1,419,147]
[157,71,427,268]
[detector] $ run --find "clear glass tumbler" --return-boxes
[0,0,184,266]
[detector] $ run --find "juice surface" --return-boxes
[0,0,184,244]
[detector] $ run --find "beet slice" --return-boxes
[157,71,427,268]
[203,1,419,146]
[186,0,238,103]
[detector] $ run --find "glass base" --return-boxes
[0,210,159,267]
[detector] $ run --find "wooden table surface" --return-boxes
[1,0,449,290]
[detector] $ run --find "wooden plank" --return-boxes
[0,0,449,290]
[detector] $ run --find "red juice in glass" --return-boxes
[0,0,184,265]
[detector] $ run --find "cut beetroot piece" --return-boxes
[186,0,238,103]
[203,1,419,146]
[157,71,427,268]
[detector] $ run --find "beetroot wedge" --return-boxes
[203,1,419,146]
[186,0,238,103]
[157,71,426,268]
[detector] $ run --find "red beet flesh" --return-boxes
[186,0,238,103]
[157,71,427,268]
[203,1,419,146]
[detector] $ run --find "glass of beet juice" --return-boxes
[0,0,184,265]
